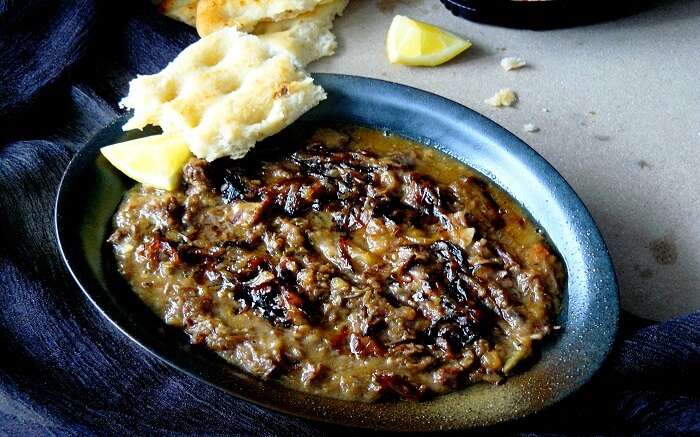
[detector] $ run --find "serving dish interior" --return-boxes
[55,74,618,431]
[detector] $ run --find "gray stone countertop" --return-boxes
[311,0,700,321]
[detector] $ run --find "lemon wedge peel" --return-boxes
[100,134,192,191]
[386,15,471,67]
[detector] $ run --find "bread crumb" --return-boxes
[523,123,539,133]
[500,56,526,71]
[485,88,518,107]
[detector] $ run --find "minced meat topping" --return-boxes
[109,125,564,402]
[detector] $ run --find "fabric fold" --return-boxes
[0,0,97,123]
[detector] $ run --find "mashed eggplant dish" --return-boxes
[109,125,564,402]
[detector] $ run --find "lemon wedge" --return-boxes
[100,134,192,190]
[386,15,471,67]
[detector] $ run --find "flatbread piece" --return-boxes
[159,0,199,26]
[196,0,332,36]
[255,0,348,65]
[120,28,326,161]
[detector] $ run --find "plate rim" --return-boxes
[54,73,619,431]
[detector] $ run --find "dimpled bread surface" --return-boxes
[196,0,332,36]
[119,28,326,162]
[255,0,348,66]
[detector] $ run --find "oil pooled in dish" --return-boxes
[108,125,564,401]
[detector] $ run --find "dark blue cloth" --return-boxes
[1,1,698,434]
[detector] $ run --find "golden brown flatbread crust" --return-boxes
[195,0,332,36]
[159,0,199,26]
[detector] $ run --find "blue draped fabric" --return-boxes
[0,0,697,433]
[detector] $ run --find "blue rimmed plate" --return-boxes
[55,73,618,431]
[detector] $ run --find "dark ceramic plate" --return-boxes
[55,74,618,431]
[440,0,647,29]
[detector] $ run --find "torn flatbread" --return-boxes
[120,28,326,161]
[196,0,332,36]
[255,0,348,65]
[159,0,199,26]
